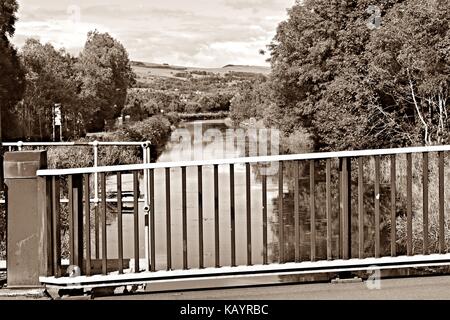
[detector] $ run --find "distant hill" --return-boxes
[131,61,270,83]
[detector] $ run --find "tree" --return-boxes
[76,31,136,132]
[0,0,25,140]
[18,39,80,140]
[268,0,409,151]
[366,0,450,146]
[230,77,272,124]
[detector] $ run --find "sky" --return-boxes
[12,0,294,68]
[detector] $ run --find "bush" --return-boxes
[394,154,450,254]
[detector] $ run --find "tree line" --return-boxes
[1,1,135,141]
[231,0,450,152]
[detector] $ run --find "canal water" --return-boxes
[106,119,283,273]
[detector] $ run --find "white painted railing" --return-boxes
[37,144,450,176]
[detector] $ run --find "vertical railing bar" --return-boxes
[198,166,204,269]
[165,168,172,271]
[150,169,156,272]
[142,146,149,272]
[294,160,300,262]
[146,145,152,272]
[95,205,100,260]
[246,163,252,266]
[72,175,84,270]
[423,153,429,255]
[407,153,413,256]
[133,171,140,273]
[100,173,107,275]
[375,156,381,258]
[341,157,351,260]
[182,167,188,270]
[262,170,268,265]
[278,161,284,264]
[84,174,91,276]
[68,176,74,266]
[117,172,123,274]
[439,151,445,254]
[358,157,364,259]
[52,176,61,277]
[338,166,342,259]
[391,155,397,257]
[326,159,332,261]
[214,164,220,268]
[230,164,236,267]
[310,160,316,262]
[93,142,100,260]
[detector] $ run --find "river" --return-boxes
[105,119,291,288]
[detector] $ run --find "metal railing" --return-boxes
[36,145,450,281]
[1,141,152,205]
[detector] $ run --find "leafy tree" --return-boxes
[268,0,409,151]
[123,90,146,121]
[0,0,25,140]
[76,31,136,132]
[18,39,80,140]
[230,76,272,124]
[366,0,450,146]
[197,92,233,112]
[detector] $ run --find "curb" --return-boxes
[0,288,49,299]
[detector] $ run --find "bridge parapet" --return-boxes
[4,145,450,289]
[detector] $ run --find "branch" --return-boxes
[408,70,429,145]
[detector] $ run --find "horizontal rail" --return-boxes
[37,144,450,176]
[2,141,149,147]
[40,254,450,288]
[0,198,145,204]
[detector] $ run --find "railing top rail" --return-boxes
[2,141,150,147]
[37,144,450,177]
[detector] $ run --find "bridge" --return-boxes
[2,143,450,296]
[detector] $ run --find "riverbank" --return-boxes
[177,111,229,121]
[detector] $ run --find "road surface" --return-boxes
[98,275,450,300]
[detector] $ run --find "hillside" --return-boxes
[131,61,270,85]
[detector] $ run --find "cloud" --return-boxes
[13,0,294,67]
[14,19,108,54]
[222,0,288,11]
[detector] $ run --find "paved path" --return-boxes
[98,276,450,300]
[1,275,450,300]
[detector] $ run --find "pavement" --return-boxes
[96,275,450,300]
[1,275,450,300]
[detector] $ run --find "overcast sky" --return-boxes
[12,0,294,68]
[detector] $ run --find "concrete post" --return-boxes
[4,151,50,288]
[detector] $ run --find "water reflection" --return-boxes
[104,120,346,287]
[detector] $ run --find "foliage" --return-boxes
[226,0,450,258]
[47,114,178,169]
[120,115,175,161]
[17,39,80,140]
[0,0,25,140]
[11,31,136,141]
[230,76,272,125]
[123,86,234,120]
[366,1,450,146]
[268,0,411,151]
[75,31,136,132]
